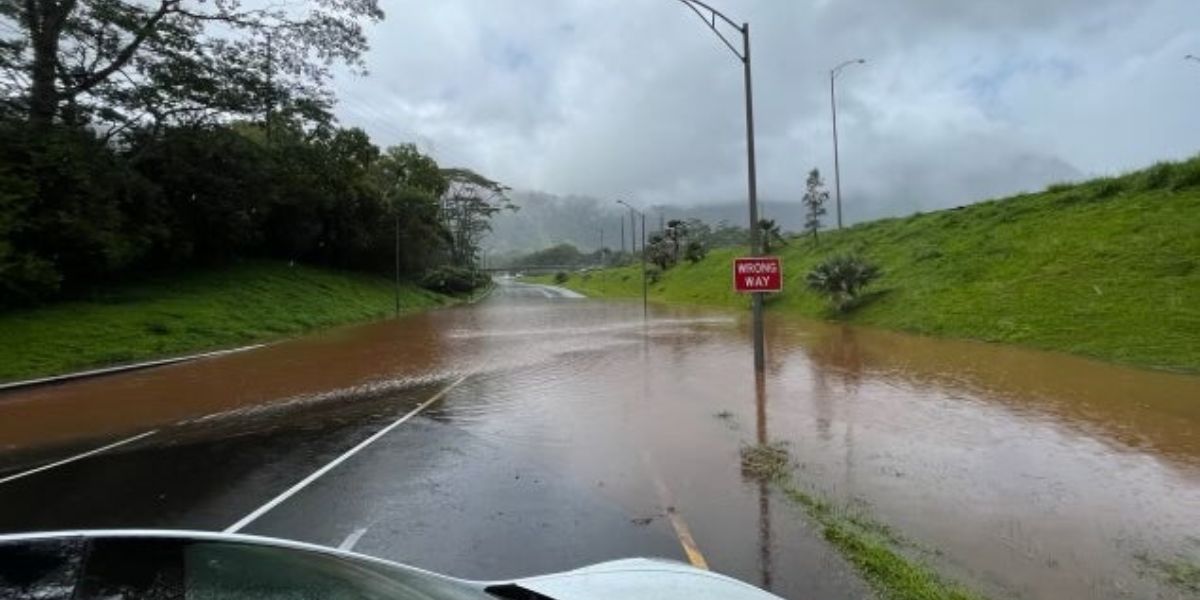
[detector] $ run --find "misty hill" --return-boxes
[485,191,808,256]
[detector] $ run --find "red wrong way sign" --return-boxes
[733,256,782,293]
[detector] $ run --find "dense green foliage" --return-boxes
[540,156,1200,372]
[1,1,503,308]
[2,1,382,130]
[0,261,449,382]
[0,118,498,306]
[504,243,596,268]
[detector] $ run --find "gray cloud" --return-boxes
[334,0,1200,224]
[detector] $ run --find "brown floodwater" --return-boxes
[0,281,1197,599]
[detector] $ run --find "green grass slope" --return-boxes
[542,157,1200,372]
[0,261,451,382]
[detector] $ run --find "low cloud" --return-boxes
[335,0,1200,224]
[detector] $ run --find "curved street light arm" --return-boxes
[1186,54,1200,64]
[677,0,746,62]
[831,58,866,79]
[616,199,645,217]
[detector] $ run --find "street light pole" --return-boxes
[677,0,764,372]
[830,58,865,230]
[641,211,648,319]
[618,200,648,320]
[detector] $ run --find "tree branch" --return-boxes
[67,0,178,96]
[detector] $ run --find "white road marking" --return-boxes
[0,344,266,392]
[224,376,468,534]
[0,430,158,486]
[337,527,369,551]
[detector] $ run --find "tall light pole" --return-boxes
[676,0,765,372]
[618,200,648,320]
[830,58,865,230]
[623,204,638,254]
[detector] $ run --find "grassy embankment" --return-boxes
[538,157,1200,372]
[0,261,453,382]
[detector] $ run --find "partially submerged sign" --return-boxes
[733,257,782,293]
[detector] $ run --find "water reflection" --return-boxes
[754,370,773,591]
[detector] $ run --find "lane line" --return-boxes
[641,451,710,570]
[0,344,265,393]
[337,527,369,551]
[664,507,709,570]
[0,430,158,486]
[224,376,468,534]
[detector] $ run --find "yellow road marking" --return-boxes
[642,451,710,570]
[664,506,710,570]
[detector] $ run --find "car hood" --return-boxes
[508,558,783,600]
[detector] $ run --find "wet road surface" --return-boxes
[1,280,1198,599]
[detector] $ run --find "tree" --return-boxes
[439,168,514,269]
[684,239,708,264]
[645,232,674,270]
[805,254,881,312]
[758,218,785,253]
[1,0,383,131]
[663,219,688,262]
[802,168,829,244]
[512,243,587,268]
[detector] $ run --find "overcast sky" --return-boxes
[332,0,1200,224]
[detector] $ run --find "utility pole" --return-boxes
[620,218,626,254]
[622,205,637,255]
[677,0,765,372]
[830,58,865,230]
[618,200,648,320]
[599,228,605,265]
[630,211,637,254]
[641,212,647,318]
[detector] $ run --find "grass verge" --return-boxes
[536,155,1200,372]
[741,442,986,600]
[1135,552,1200,594]
[0,260,452,382]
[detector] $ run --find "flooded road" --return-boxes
[1,280,1198,599]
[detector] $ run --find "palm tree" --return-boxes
[758,219,786,253]
[805,255,881,312]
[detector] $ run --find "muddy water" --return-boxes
[1,282,1198,599]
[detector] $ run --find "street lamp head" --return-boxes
[832,58,867,78]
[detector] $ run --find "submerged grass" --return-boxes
[1135,552,1200,594]
[741,442,986,600]
[536,155,1200,372]
[0,261,452,382]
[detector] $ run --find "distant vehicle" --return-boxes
[0,530,784,599]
